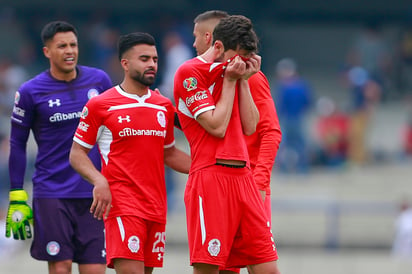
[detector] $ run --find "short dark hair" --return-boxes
[213,15,258,53]
[194,10,229,24]
[41,21,78,45]
[118,32,156,60]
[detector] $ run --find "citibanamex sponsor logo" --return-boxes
[119,128,166,138]
[49,112,81,122]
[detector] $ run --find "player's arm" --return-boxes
[255,102,281,188]
[238,79,259,136]
[197,56,246,138]
[250,73,282,199]
[238,54,261,136]
[164,146,191,174]
[6,124,33,240]
[8,124,30,191]
[69,142,111,220]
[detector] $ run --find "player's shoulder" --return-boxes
[18,70,53,94]
[149,89,173,106]
[249,70,268,83]
[176,56,213,73]
[248,70,273,100]
[78,65,110,79]
[175,57,222,87]
[87,86,116,104]
[94,86,117,98]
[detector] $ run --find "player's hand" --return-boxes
[243,54,261,80]
[90,177,112,220]
[5,189,33,240]
[225,56,246,81]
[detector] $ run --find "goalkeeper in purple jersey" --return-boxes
[6,21,112,274]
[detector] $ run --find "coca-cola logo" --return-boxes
[185,90,208,107]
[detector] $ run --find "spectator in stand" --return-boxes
[314,97,349,167]
[345,66,381,165]
[275,58,312,173]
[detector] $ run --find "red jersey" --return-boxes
[174,56,249,173]
[245,72,282,194]
[73,86,175,224]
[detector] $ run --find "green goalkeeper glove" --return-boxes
[5,189,33,240]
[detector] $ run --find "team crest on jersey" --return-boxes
[14,91,20,104]
[183,77,197,91]
[208,239,221,256]
[81,106,89,119]
[128,236,140,253]
[157,111,166,128]
[46,241,60,256]
[87,88,99,99]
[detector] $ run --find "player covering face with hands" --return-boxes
[192,10,282,274]
[174,15,280,274]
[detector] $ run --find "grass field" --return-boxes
[2,244,412,274]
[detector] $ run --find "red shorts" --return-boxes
[219,189,276,273]
[185,165,278,268]
[104,216,165,268]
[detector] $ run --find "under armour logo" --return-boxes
[101,249,106,258]
[118,115,131,123]
[48,99,61,107]
[157,253,163,261]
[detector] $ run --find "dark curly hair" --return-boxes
[213,15,258,54]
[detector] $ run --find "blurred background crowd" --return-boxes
[1,0,412,271]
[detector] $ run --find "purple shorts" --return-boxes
[30,198,106,264]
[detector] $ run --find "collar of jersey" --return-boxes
[115,85,151,103]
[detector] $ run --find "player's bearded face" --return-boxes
[131,68,156,86]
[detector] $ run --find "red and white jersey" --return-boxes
[74,86,175,224]
[174,56,249,173]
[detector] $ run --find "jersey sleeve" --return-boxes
[73,97,103,149]
[174,64,215,119]
[8,86,35,190]
[8,123,31,190]
[11,86,35,127]
[248,73,282,192]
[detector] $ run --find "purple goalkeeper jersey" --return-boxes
[9,65,112,198]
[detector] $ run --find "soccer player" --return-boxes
[69,32,191,273]
[6,21,112,273]
[192,10,229,56]
[174,15,280,274]
[192,11,282,274]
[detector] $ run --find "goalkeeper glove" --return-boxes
[5,189,33,240]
